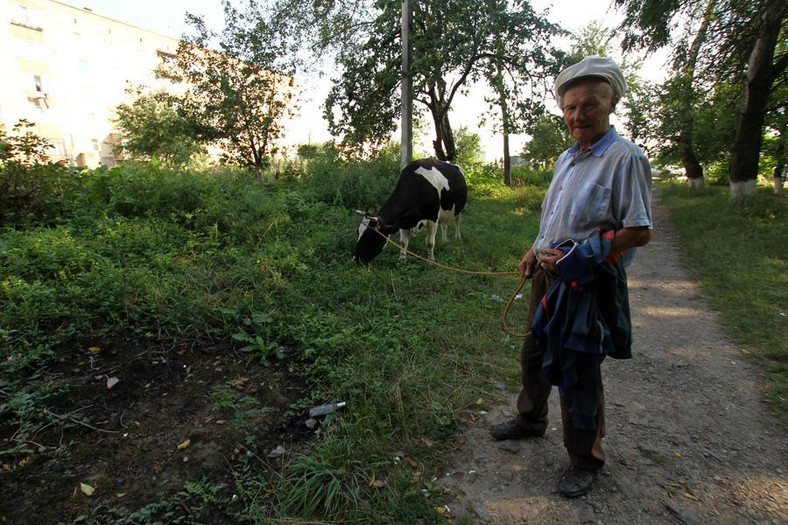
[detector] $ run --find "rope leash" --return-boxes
[371,228,532,338]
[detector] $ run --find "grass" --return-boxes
[2,156,784,522]
[0,159,542,522]
[658,182,787,416]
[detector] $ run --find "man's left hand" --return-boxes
[537,248,563,273]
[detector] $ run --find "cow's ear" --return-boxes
[367,216,380,229]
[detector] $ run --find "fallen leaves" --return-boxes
[177,439,191,450]
[80,482,95,496]
[667,481,700,501]
[369,474,386,488]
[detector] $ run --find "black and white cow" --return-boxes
[354,159,467,264]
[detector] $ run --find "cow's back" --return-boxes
[380,159,466,229]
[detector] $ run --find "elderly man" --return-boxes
[490,56,653,498]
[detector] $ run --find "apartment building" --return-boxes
[0,0,185,167]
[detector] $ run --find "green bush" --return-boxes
[0,120,75,227]
[510,164,553,187]
[299,146,400,211]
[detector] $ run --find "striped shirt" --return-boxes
[533,126,653,266]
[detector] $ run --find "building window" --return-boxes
[33,74,44,92]
[92,139,99,151]
[27,96,45,112]
[11,5,42,31]
[16,5,30,24]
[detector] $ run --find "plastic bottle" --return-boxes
[308,401,347,417]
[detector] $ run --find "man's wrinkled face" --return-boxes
[562,80,618,148]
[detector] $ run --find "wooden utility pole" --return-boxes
[400,0,413,169]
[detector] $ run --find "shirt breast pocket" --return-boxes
[570,182,611,229]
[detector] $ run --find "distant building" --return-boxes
[0,0,187,167]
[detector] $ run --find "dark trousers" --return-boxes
[515,268,606,472]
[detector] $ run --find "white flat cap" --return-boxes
[554,56,626,109]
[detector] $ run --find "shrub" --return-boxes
[0,120,73,226]
[300,146,400,211]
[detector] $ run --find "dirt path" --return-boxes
[438,195,787,524]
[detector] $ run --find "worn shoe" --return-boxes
[557,466,596,498]
[489,420,545,441]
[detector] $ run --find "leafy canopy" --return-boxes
[114,92,206,166]
[300,0,563,160]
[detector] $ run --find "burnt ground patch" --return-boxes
[0,336,314,524]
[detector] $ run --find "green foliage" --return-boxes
[659,183,787,410]
[163,1,297,173]
[453,126,484,169]
[210,385,271,444]
[614,0,784,185]
[510,165,554,187]
[278,447,365,520]
[0,120,73,226]
[113,92,206,166]
[298,145,400,211]
[231,312,285,366]
[71,479,228,524]
[520,114,573,170]
[312,0,563,160]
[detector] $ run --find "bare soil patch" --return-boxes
[438,196,787,524]
[1,338,312,524]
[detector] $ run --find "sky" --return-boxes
[75,0,669,159]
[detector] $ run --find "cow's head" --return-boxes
[353,210,389,264]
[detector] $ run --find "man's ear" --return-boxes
[611,95,620,112]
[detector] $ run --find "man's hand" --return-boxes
[518,249,537,279]
[536,248,563,274]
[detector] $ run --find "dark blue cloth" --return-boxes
[532,232,632,430]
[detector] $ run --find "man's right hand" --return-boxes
[518,249,537,279]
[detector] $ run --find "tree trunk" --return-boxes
[773,164,785,196]
[728,0,786,198]
[500,91,512,186]
[432,110,456,162]
[677,0,715,188]
[678,132,704,189]
[503,131,511,186]
[773,123,786,196]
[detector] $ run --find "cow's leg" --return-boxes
[440,221,449,241]
[425,221,438,261]
[454,214,462,240]
[399,229,410,259]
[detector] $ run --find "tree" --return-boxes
[303,0,561,162]
[728,0,787,197]
[615,0,788,197]
[520,114,573,170]
[453,126,484,169]
[114,92,205,166]
[163,0,298,181]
